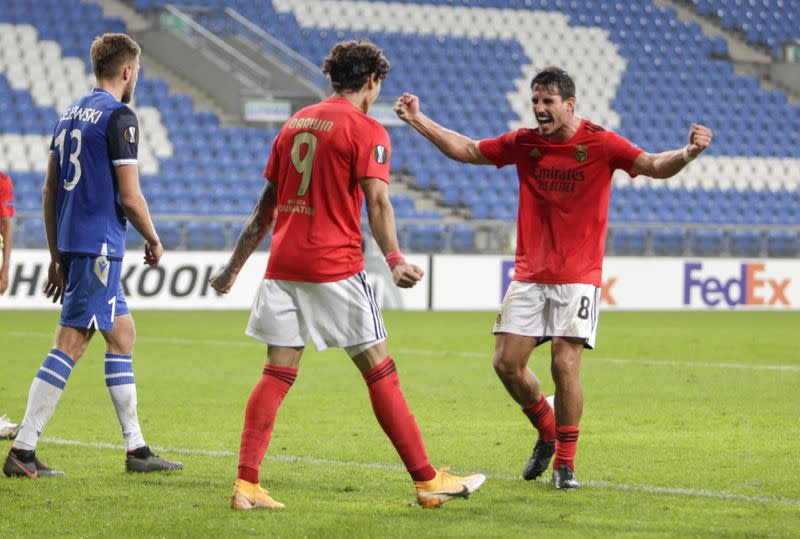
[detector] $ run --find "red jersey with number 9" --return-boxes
[263,97,391,282]
[479,119,643,286]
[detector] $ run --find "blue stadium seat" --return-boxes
[450,225,476,253]
[652,228,684,255]
[729,230,763,257]
[612,228,648,255]
[690,229,724,256]
[767,230,798,257]
[185,221,227,249]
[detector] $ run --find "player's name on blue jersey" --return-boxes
[60,106,104,124]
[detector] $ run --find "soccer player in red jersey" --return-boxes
[0,171,22,439]
[0,171,14,296]
[395,66,712,489]
[210,39,486,510]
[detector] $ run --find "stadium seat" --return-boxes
[729,230,763,257]
[690,229,724,256]
[652,228,685,256]
[611,228,648,255]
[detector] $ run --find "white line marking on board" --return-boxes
[42,436,800,507]
[6,331,799,372]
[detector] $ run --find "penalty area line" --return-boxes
[42,437,800,507]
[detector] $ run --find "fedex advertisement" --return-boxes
[435,256,799,311]
[683,261,792,308]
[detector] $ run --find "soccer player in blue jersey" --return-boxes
[3,34,182,478]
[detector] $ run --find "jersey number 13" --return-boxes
[54,128,83,191]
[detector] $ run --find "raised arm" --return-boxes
[360,177,423,288]
[631,123,713,179]
[117,164,161,266]
[209,181,277,294]
[394,92,491,165]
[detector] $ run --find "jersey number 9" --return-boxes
[290,132,318,197]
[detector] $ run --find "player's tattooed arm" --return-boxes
[210,181,277,294]
[632,123,713,179]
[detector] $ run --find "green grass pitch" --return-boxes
[1,310,799,537]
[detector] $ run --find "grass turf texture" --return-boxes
[1,310,798,538]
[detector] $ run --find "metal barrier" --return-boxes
[158,4,273,90]
[10,212,798,257]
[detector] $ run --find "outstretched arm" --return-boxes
[394,92,491,165]
[632,123,713,179]
[209,181,277,294]
[360,177,423,288]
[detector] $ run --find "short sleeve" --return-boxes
[0,176,14,217]
[353,121,391,183]
[604,131,643,177]
[263,132,282,184]
[478,130,519,168]
[106,106,139,167]
[49,135,55,157]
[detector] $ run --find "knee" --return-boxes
[59,342,88,362]
[550,340,581,383]
[113,332,136,355]
[492,352,521,380]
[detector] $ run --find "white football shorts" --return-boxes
[492,281,601,349]
[246,271,387,353]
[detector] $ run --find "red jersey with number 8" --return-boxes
[263,97,391,282]
[479,119,643,286]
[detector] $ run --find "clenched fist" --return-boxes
[394,92,421,123]
[686,123,713,158]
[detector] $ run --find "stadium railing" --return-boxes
[10,211,798,257]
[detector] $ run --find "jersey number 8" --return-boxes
[54,128,83,191]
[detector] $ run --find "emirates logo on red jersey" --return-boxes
[373,145,388,164]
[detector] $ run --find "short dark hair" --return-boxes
[90,33,140,80]
[322,39,390,93]
[530,66,576,101]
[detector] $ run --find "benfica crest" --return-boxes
[575,145,588,163]
[529,148,542,160]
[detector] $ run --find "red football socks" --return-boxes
[237,364,298,484]
[554,424,580,470]
[521,395,556,442]
[363,357,436,482]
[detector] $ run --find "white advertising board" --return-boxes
[432,255,800,311]
[0,250,430,311]
[3,252,797,311]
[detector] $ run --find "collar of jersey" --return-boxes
[325,96,358,109]
[92,88,114,97]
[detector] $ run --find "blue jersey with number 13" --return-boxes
[49,87,139,260]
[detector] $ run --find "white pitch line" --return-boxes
[394,348,800,373]
[6,331,800,372]
[42,436,800,507]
